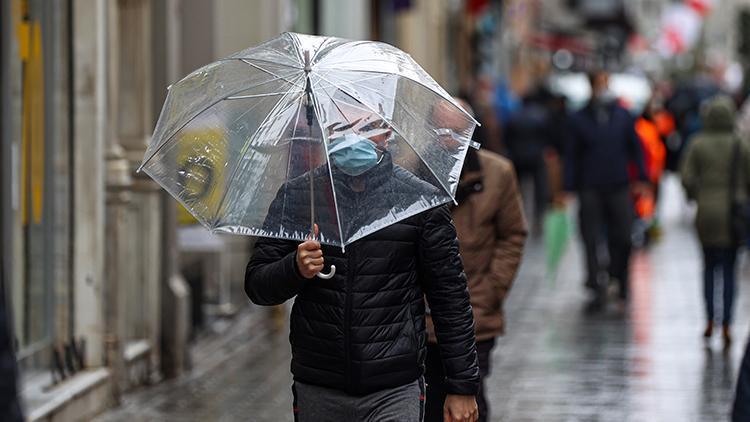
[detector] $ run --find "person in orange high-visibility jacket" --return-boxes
[652,109,676,141]
[635,117,666,185]
[633,115,666,221]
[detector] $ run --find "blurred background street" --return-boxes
[4,0,750,421]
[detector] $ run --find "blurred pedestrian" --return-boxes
[504,87,554,232]
[733,333,750,421]
[545,93,570,208]
[0,267,24,422]
[633,98,667,245]
[461,75,505,155]
[245,116,480,422]
[563,70,648,302]
[665,76,719,172]
[680,95,750,347]
[424,99,528,422]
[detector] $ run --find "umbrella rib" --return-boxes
[311,72,387,91]
[226,91,298,100]
[318,86,360,131]
[323,40,384,64]
[317,57,420,68]
[219,57,301,70]
[240,59,304,89]
[339,75,471,194]
[312,80,388,144]
[309,37,339,65]
[140,166,214,229]
[139,72,303,171]
[278,99,306,233]
[283,32,306,68]
[210,87,305,229]
[315,67,478,125]
[313,73,457,202]
[308,88,347,249]
[220,35,300,67]
[320,70,476,152]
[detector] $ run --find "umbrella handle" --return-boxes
[316,265,336,280]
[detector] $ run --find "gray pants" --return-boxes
[292,378,425,422]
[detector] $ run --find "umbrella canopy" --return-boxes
[140,32,478,249]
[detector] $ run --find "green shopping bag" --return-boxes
[544,207,572,281]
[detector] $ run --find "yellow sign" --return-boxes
[175,128,227,226]
[17,0,45,226]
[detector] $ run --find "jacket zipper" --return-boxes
[344,247,354,392]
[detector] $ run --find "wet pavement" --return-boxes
[96,177,750,421]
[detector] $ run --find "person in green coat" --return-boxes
[681,95,750,348]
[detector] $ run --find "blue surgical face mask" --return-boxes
[328,133,381,176]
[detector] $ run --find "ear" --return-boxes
[380,130,394,148]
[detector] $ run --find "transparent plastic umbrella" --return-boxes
[139,32,478,275]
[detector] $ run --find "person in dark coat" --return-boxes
[503,88,553,230]
[564,70,647,302]
[0,268,24,422]
[245,117,480,422]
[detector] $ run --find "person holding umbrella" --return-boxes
[139,32,483,422]
[423,99,527,422]
[245,110,480,421]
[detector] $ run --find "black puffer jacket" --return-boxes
[245,159,479,396]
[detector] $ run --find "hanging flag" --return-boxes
[657,3,703,57]
[685,0,713,17]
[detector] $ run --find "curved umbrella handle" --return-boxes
[316,265,336,280]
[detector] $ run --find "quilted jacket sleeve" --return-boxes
[419,205,480,395]
[244,189,308,306]
[245,237,306,306]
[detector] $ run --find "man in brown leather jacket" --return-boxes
[424,99,528,422]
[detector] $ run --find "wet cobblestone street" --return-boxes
[96,178,750,421]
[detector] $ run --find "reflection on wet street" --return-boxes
[96,306,295,421]
[487,177,748,421]
[96,178,748,421]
